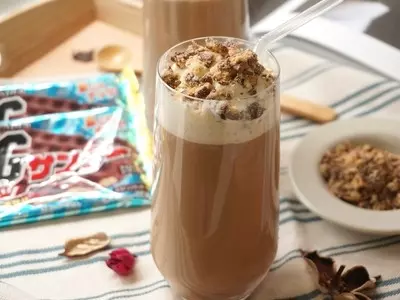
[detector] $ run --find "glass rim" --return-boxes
[156,36,280,102]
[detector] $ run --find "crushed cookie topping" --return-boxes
[161,38,276,120]
[193,83,213,99]
[205,38,229,56]
[320,142,400,210]
[184,72,199,87]
[198,51,214,67]
[162,67,181,89]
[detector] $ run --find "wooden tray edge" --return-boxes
[0,0,143,78]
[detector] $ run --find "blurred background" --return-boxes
[0,0,397,48]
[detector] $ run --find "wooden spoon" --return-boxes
[97,44,142,77]
[97,44,132,73]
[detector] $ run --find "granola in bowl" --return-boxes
[319,142,400,211]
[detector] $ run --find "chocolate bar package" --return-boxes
[0,71,152,227]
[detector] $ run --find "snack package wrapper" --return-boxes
[0,71,152,227]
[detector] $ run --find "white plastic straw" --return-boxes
[254,0,344,54]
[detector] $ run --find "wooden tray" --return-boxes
[0,0,143,79]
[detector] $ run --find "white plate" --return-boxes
[288,117,400,235]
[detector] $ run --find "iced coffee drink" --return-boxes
[151,37,280,300]
[143,0,250,131]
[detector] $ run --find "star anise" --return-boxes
[302,250,381,300]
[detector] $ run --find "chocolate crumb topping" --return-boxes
[170,42,205,69]
[162,68,181,89]
[205,38,229,56]
[161,38,276,120]
[200,74,213,84]
[247,102,264,119]
[193,83,213,99]
[170,51,186,68]
[220,104,243,120]
[230,49,258,72]
[320,142,400,210]
[184,72,200,87]
[213,60,238,86]
[198,51,214,67]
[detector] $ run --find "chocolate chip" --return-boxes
[193,83,212,99]
[247,102,264,119]
[200,74,213,84]
[171,51,187,68]
[162,68,181,89]
[220,105,243,120]
[185,72,199,87]
[198,52,214,67]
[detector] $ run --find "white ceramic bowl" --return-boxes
[0,282,36,300]
[288,117,400,235]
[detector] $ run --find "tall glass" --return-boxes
[151,37,280,300]
[143,0,251,131]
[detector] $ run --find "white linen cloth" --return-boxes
[1,44,400,300]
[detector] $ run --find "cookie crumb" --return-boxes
[320,142,400,210]
[162,68,181,89]
[161,38,277,120]
[193,83,213,99]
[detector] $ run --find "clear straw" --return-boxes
[254,0,344,54]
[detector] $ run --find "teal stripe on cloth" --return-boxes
[282,62,336,91]
[61,280,167,300]
[280,78,391,125]
[357,94,400,117]
[270,235,400,271]
[281,83,399,133]
[294,273,400,300]
[60,274,400,300]
[280,91,400,141]
[338,86,400,115]
[0,198,304,260]
[0,198,317,272]
[0,229,150,260]
[2,219,400,280]
[96,284,170,300]
[330,78,391,108]
[0,240,150,269]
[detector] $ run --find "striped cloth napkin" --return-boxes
[1,44,400,300]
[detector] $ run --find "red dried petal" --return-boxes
[110,261,132,276]
[105,248,137,276]
[110,248,131,258]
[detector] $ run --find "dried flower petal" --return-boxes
[302,250,336,291]
[106,248,137,276]
[302,250,380,300]
[60,232,110,257]
[342,266,380,293]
